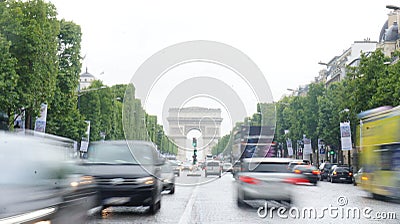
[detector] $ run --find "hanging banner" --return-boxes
[80,121,91,152]
[318,138,325,154]
[286,139,293,156]
[34,103,47,133]
[14,109,25,129]
[303,138,313,154]
[340,122,352,151]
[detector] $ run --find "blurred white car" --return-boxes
[222,162,233,172]
[236,158,309,207]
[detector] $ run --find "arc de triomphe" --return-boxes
[167,107,222,161]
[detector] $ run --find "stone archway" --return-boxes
[167,107,223,161]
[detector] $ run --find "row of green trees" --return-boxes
[276,49,400,154]
[0,0,178,154]
[213,49,400,157]
[0,0,85,139]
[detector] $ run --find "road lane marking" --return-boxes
[178,185,199,224]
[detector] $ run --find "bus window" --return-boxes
[376,144,400,171]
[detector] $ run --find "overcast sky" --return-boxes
[50,0,398,135]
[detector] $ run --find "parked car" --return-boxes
[353,167,363,186]
[329,166,353,183]
[0,132,97,224]
[161,161,176,194]
[292,165,320,185]
[319,162,337,181]
[205,160,222,177]
[236,158,310,208]
[222,162,233,172]
[82,140,164,214]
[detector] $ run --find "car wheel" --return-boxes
[169,185,175,194]
[96,206,104,216]
[313,182,317,186]
[148,199,161,214]
[237,196,246,208]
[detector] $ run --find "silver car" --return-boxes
[236,158,309,207]
[205,160,222,177]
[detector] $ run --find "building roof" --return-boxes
[80,67,95,78]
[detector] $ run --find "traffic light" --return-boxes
[192,137,197,147]
[193,149,198,164]
[329,149,335,155]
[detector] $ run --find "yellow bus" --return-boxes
[357,106,400,200]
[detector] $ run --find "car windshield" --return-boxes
[87,143,139,164]
[207,161,220,166]
[294,165,318,171]
[243,162,290,173]
[335,167,349,172]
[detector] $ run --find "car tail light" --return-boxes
[312,170,320,175]
[333,171,337,175]
[239,176,260,184]
[283,177,310,185]
[294,169,302,174]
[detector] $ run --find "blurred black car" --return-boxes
[0,132,97,224]
[319,162,337,181]
[161,161,176,194]
[329,166,353,183]
[292,165,320,185]
[82,140,164,214]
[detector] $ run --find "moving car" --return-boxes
[168,159,182,177]
[222,162,233,172]
[292,165,320,185]
[181,162,193,171]
[353,167,363,186]
[205,160,222,177]
[287,160,310,171]
[329,166,353,183]
[83,140,164,214]
[161,161,176,194]
[236,158,309,208]
[327,164,348,182]
[319,162,337,181]
[0,132,97,224]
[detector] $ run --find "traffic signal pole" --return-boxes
[192,137,197,165]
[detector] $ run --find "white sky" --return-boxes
[49,0,398,135]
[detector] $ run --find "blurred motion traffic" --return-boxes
[1,1,400,223]
[0,131,97,224]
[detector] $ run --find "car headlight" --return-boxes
[69,175,94,187]
[136,177,155,185]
